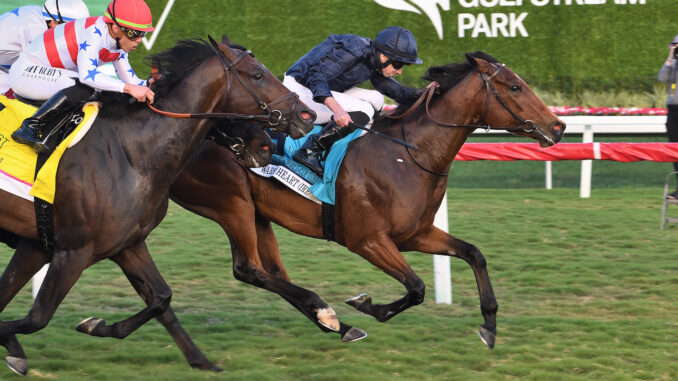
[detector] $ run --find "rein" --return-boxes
[390,64,534,133]
[390,63,541,177]
[146,38,300,127]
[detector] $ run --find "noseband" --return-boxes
[147,39,300,128]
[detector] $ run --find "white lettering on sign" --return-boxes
[458,12,528,37]
[374,0,645,39]
[459,0,523,6]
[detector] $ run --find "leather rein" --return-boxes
[390,64,542,176]
[146,39,299,127]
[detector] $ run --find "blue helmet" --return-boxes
[374,26,423,65]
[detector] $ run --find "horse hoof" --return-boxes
[6,356,28,376]
[341,327,367,343]
[210,365,224,372]
[76,317,105,335]
[345,293,370,308]
[478,326,496,349]
[192,361,223,372]
[315,307,340,332]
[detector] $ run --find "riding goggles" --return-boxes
[390,60,409,70]
[121,26,147,40]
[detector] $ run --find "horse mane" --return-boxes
[98,38,250,118]
[373,51,499,129]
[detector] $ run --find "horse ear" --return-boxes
[467,55,493,74]
[207,35,230,57]
[221,34,232,45]
[208,34,218,47]
[465,53,478,67]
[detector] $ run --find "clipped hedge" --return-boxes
[5,1,673,95]
[143,1,675,94]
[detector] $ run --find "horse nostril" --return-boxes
[261,144,270,152]
[300,111,313,120]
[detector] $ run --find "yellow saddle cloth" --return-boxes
[0,95,99,203]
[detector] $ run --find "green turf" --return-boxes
[1,188,677,380]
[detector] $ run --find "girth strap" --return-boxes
[321,202,335,242]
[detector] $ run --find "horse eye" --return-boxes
[254,72,264,80]
[510,85,522,92]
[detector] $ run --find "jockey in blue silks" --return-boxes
[283,26,438,176]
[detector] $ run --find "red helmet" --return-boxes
[103,0,154,32]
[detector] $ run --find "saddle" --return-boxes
[14,94,88,155]
[0,95,100,251]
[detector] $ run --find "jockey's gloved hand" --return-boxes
[425,81,441,94]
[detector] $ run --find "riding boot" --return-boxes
[12,91,72,150]
[292,111,370,176]
[12,83,94,152]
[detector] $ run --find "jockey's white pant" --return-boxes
[0,70,9,95]
[9,55,78,101]
[283,75,383,125]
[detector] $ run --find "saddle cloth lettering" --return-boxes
[250,125,363,205]
[0,95,99,203]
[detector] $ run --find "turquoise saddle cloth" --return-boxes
[269,125,362,205]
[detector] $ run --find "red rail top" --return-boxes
[455,143,678,162]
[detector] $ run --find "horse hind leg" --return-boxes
[154,307,221,371]
[220,217,367,342]
[232,245,343,332]
[240,218,367,342]
[0,240,51,375]
[343,236,426,323]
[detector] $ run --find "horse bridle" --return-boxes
[210,40,301,127]
[393,63,546,176]
[205,124,247,158]
[148,39,300,128]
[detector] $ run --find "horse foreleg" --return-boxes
[0,239,49,375]
[76,242,171,339]
[344,235,426,323]
[404,226,498,349]
[73,242,218,371]
[252,217,366,342]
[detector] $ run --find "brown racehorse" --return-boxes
[164,52,566,348]
[0,37,313,375]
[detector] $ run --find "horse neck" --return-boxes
[118,61,225,188]
[401,73,485,176]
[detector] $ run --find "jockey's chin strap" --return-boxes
[146,39,301,127]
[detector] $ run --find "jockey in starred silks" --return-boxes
[9,0,155,153]
[0,0,90,97]
[283,26,438,177]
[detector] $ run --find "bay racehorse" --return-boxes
[0,36,313,375]
[164,52,565,347]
